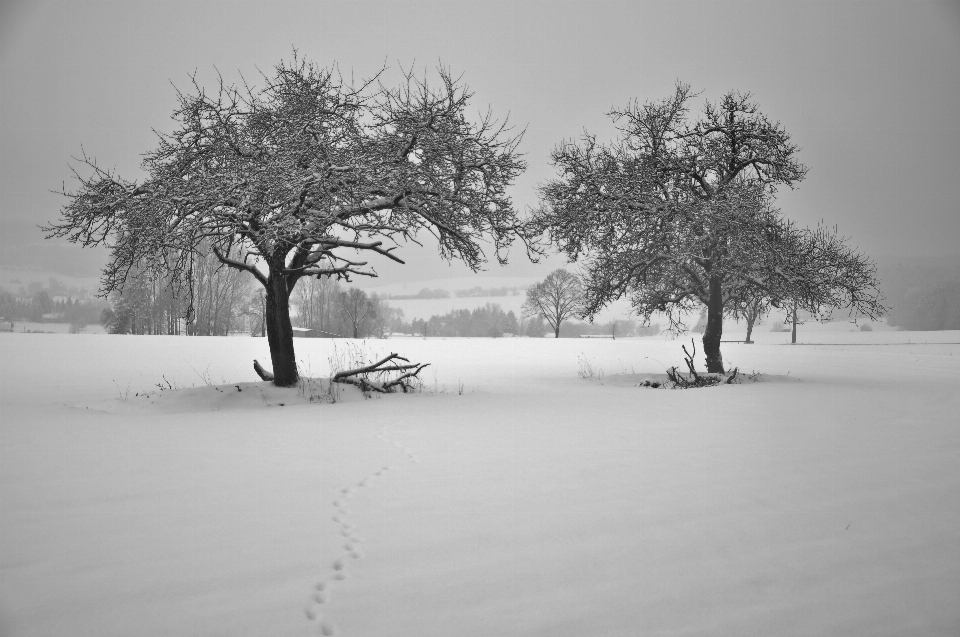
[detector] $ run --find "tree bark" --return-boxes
[702,276,725,373]
[791,301,798,344]
[264,274,299,386]
[745,317,755,344]
[554,324,560,338]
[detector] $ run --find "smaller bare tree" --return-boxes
[338,287,373,339]
[734,296,770,344]
[522,269,583,338]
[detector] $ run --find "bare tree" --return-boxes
[522,269,583,338]
[535,84,883,372]
[732,295,769,344]
[337,287,373,339]
[47,57,533,385]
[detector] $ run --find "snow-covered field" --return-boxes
[1,330,959,636]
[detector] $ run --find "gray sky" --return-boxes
[2,0,958,285]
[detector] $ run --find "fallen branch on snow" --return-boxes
[665,339,739,388]
[333,352,429,394]
[253,360,275,381]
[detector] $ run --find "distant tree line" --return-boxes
[453,286,522,298]
[409,304,523,337]
[379,285,523,301]
[381,288,451,301]
[99,247,255,335]
[0,287,107,329]
[294,276,401,338]
[559,319,661,338]
[402,303,661,339]
[94,258,406,339]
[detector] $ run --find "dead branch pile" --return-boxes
[333,353,429,394]
[666,340,739,388]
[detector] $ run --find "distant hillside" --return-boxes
[0,266,102,299]
[876,255,960,330]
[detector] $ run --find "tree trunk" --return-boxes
[701,277,725,373]
[264,275,299,386]
[791,301,797,344]
[554,324,560,338]
[745,316,755,343]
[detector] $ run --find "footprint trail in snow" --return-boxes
[304,424,420,634]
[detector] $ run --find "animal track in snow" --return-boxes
[304,426,419,632]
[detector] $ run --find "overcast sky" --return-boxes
[1,0,958,285]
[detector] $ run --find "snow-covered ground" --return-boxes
[1,330,958,636]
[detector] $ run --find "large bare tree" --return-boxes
[522,269,583,338]
[535,84,883,372]
[47,58,533,385]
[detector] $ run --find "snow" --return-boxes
[1,331,959,636]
